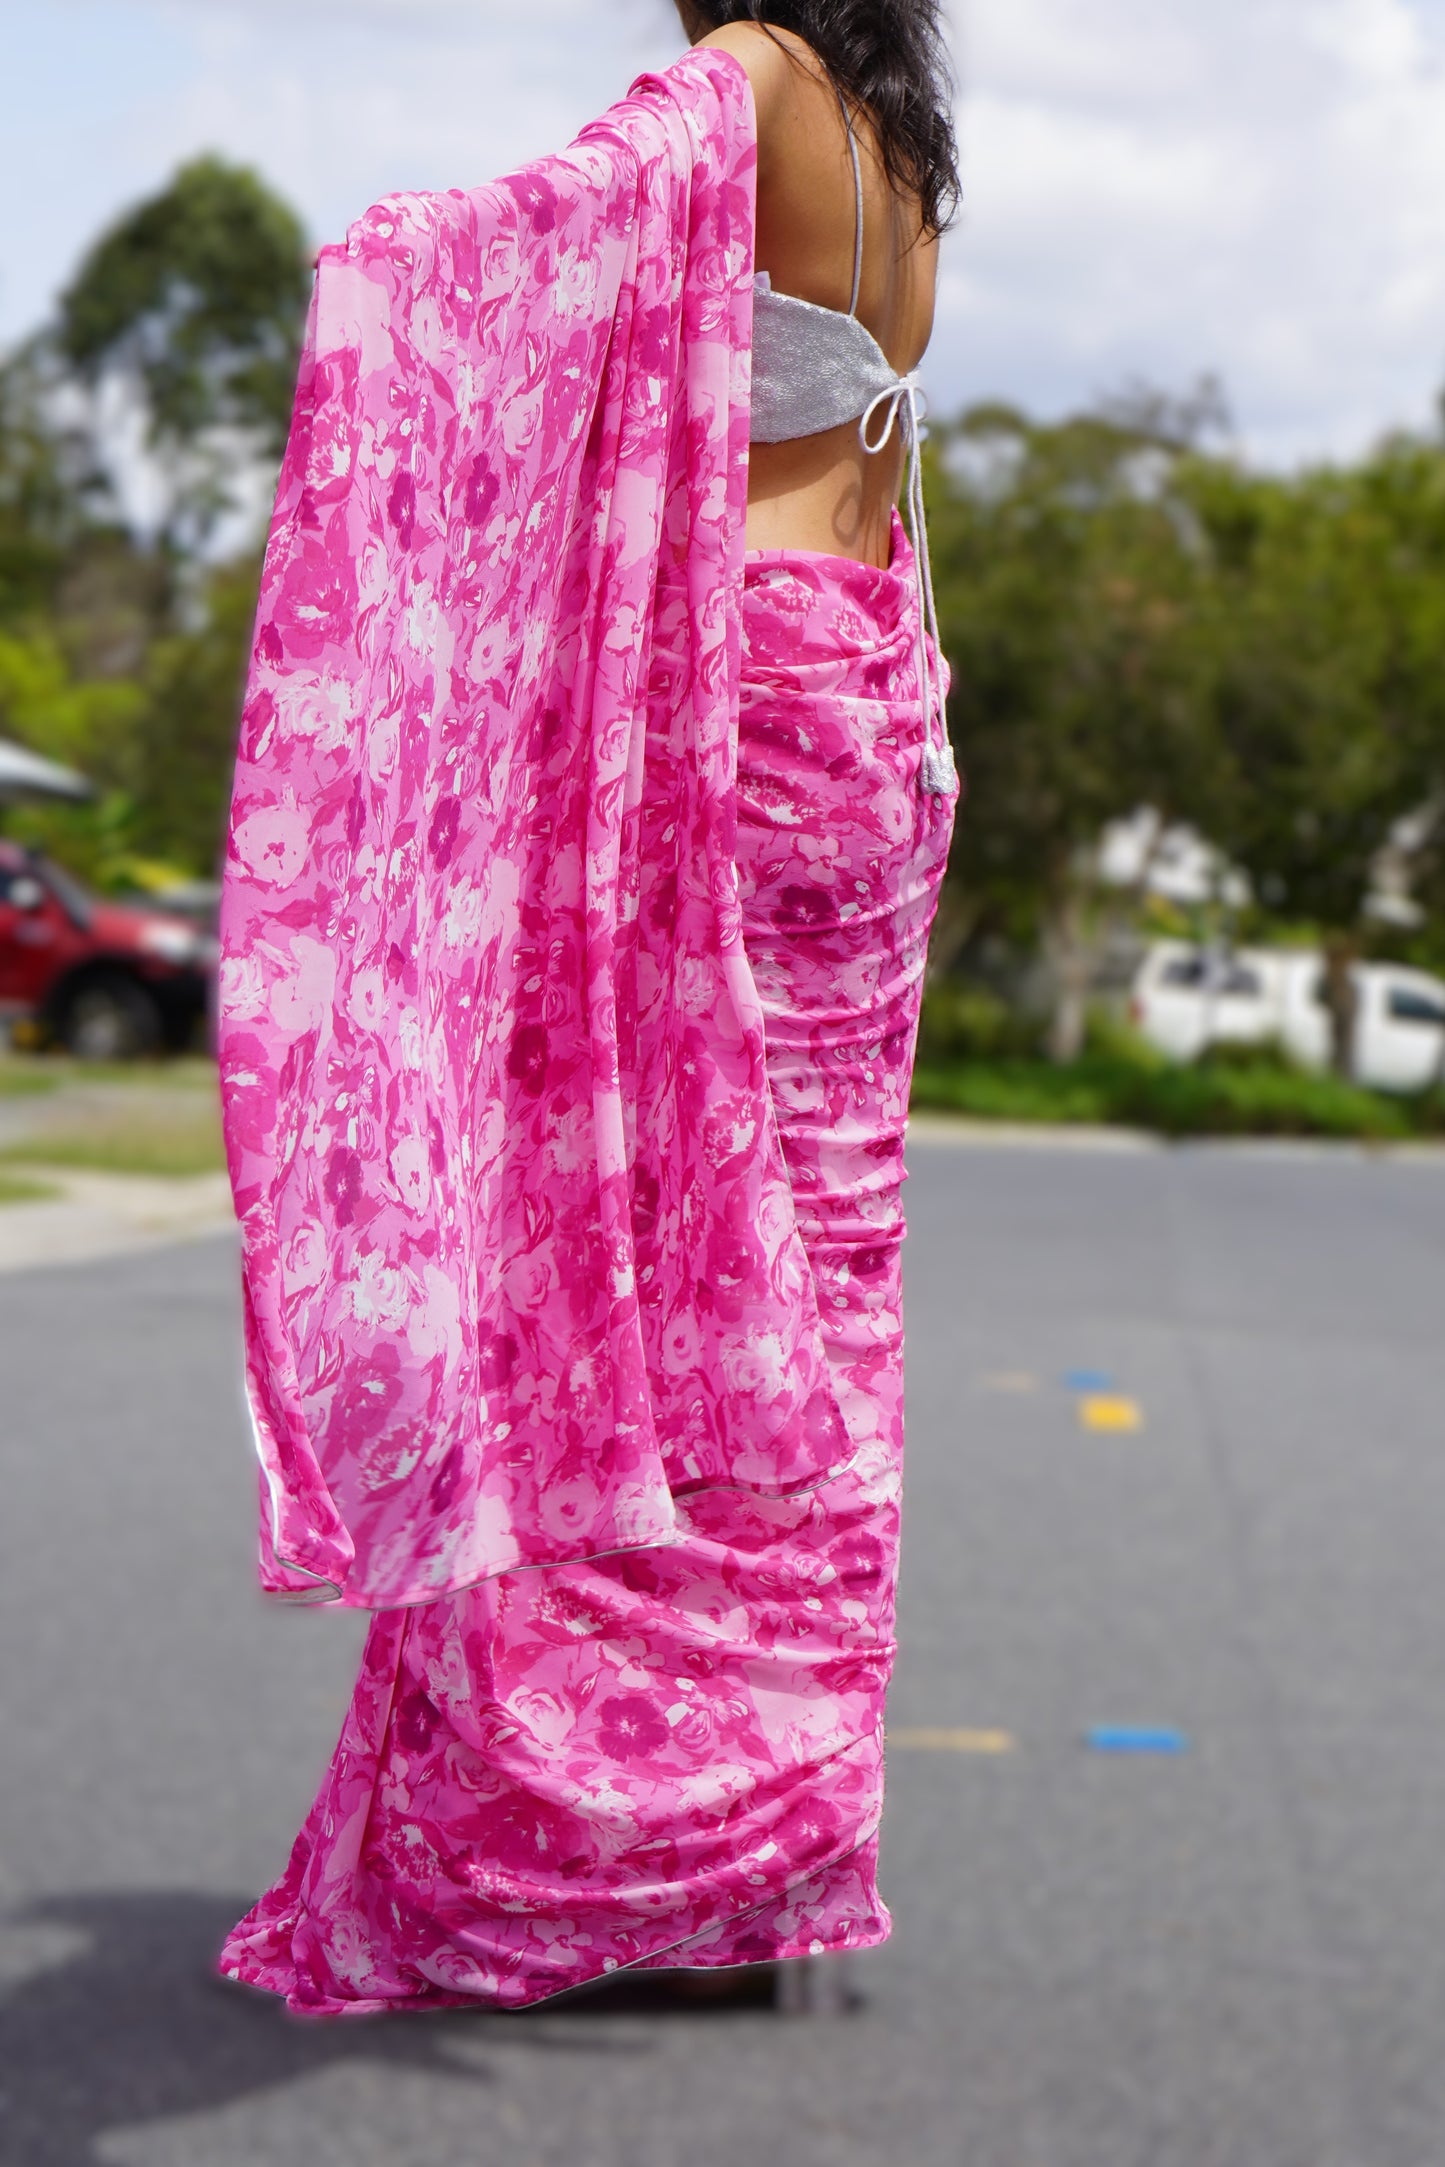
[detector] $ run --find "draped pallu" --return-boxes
[220,50,856,1610]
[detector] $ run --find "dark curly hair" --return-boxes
[684,1,960,237]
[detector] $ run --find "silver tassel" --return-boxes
[920,738,960,800]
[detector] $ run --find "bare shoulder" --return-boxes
[694,22,817,139]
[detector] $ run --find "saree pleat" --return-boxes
[218,513,956,2012]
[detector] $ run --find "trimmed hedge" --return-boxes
[910,1054,1445,1140]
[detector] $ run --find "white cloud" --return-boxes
[2,0,1443,465]
[144,0,674,238]
[940,0,1445,459]
[164,0,626,22]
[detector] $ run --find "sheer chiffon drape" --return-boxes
[218,514,955,2012]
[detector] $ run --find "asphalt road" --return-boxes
[3,1136,1444,2167]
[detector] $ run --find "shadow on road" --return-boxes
[0,1888,673,2167]
[0,1889,829,2165]
[0,1891,484,2166]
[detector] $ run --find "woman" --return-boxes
[219,0,960,2012]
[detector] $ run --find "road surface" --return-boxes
[2,1136,1443,2166]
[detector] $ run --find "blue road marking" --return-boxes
[1086,1726,1189,1753]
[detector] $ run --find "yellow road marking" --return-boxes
[1079,1394,1143,1432]
[889,1727,1016,1754]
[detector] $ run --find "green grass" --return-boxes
[910,1054,1444,1141]
[0,1118,226,1179]
[0,1169,63,1205]
[65,1057,219,1090]
[1,1053,217,1094]
[0,1063,61,1099]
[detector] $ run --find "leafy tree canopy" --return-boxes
[59,155,310,458]
[930,400,1220,940]
[0,342,103,623]
[929,393,1445,1064]
[55,157,310,552]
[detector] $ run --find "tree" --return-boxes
[126,552,261,873]
[0,626,144,777]
[0,156,307,885]
[929,400,1222,1059]
[929,390,1445,1074]
[0,340,104,625]
[57,157,310,552]
[1188,436,1445,1071]
[0,551,257,884]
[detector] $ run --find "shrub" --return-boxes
[917,982,1040,1062]
[910,1046,1445,1140]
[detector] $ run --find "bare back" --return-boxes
[698,23,939,567]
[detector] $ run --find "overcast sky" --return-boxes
[4,0,1444,466]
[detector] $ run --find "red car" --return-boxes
[0,840,218,1058]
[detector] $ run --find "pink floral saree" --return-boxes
[218,49,956,2010]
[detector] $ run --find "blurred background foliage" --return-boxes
[927,387,1445,1077]
[2,154,1444,1113]
[0,157,303,894]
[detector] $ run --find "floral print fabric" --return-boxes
[218,49,856,1611]
[218,519,956,2010]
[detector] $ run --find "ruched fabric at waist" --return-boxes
[734,509,956,1355]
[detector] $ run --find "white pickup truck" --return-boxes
[1129,942,1445,1092]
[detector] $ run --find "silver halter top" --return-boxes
[749,96,960,801]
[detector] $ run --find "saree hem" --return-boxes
[214,1819,887,2018]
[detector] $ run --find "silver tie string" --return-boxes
[859,374,961,801]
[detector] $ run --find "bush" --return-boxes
[1080,1004,1167,1069]
[1186,1034,1299,1074]
[911,1058,1114,1125]
[917,981,1040,1062]
[1110,1059,1414,1139]
[911,1045,1445,1140]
